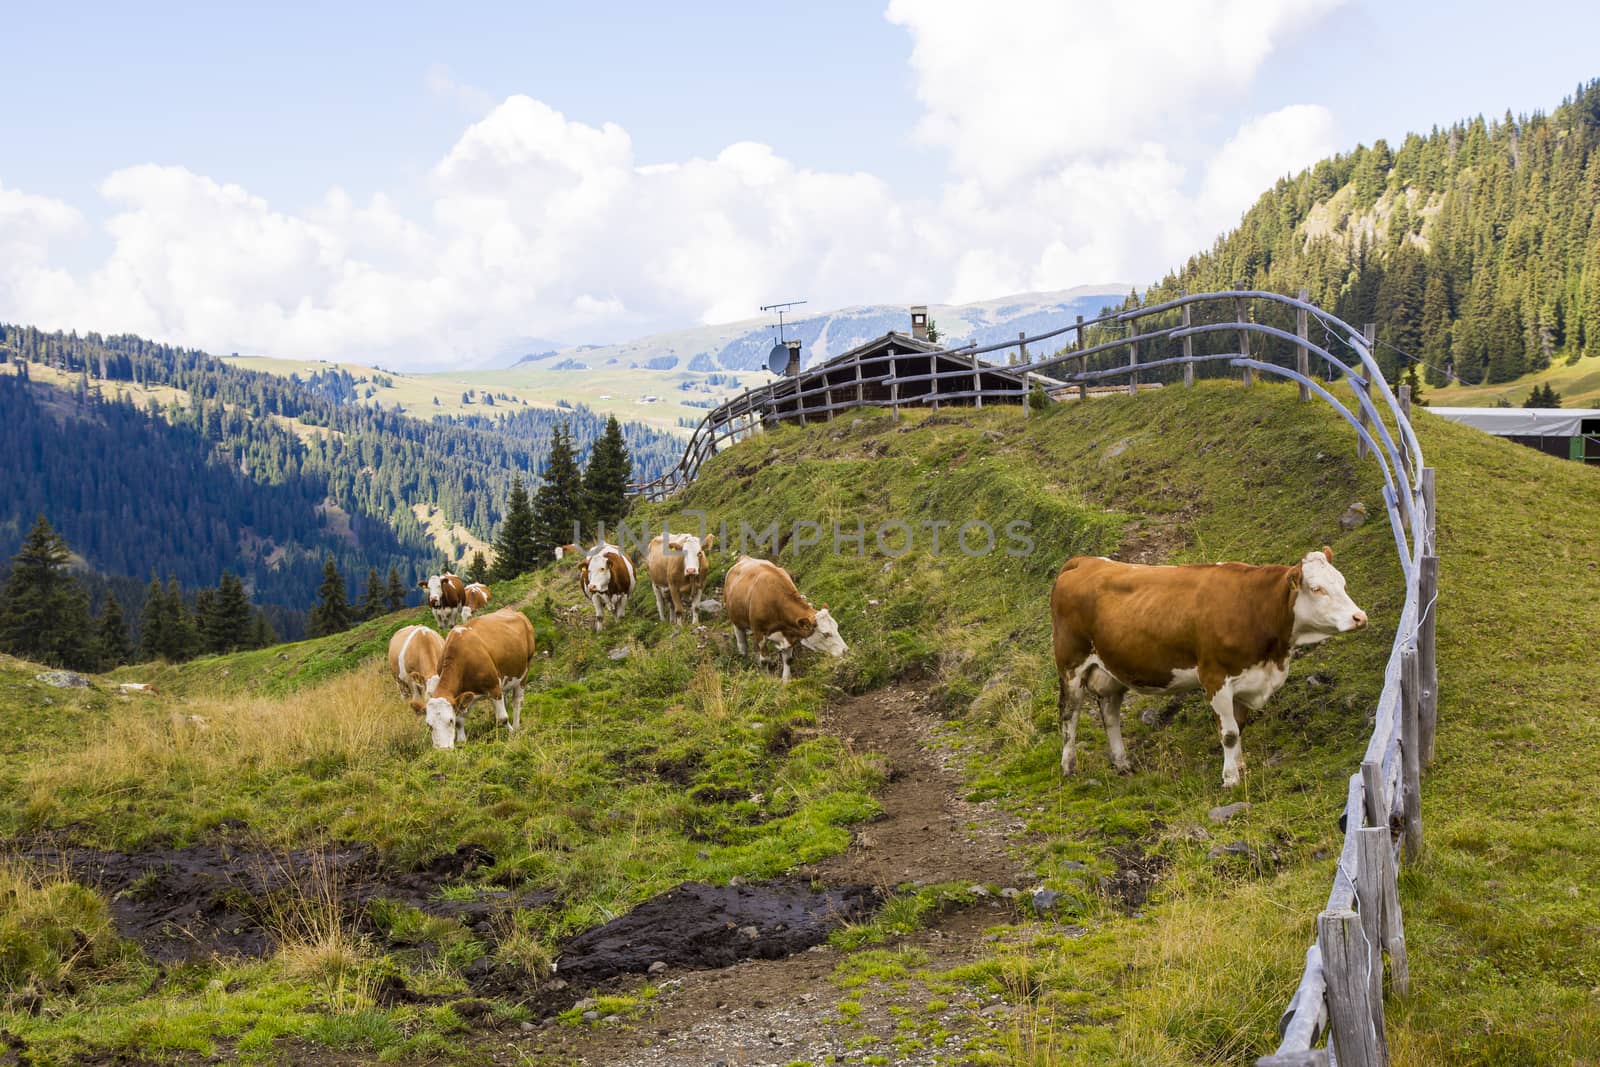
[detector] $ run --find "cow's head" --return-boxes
[678,534,704,577]
[417,574,445,607]
[1290,546,1367,644]
[555,544,579,561]
[800,606,848,658]
[585,550,615,595]
[420,691,474,750]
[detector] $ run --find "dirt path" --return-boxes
[513,682,1032,1067]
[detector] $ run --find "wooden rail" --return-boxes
[628,293,1438,1064]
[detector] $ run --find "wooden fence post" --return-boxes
[973,346,983,410]
[1364,825,1411,999]
[890,353,900,422]
[854,356,864,407]
[1234,285,1253,387]
[1354,827,1392,1061]
[1320,909,1388,1067]
[1076,315,1088,402]
[1182,302,1195,387]
[1018,331,1027,366]
[1400,646,1423,861]
[1418,553,1439,765]
[1128,318,1140,396]
[1357,324,1375,460]
[1361,758,1388,833]
[1420,466,1437,553]
[1297,287,1311,401]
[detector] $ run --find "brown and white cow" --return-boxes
[462,582,491,620]
[580,544,635,631]
[387,624,445,703]
[417,572,467,630]
[723,556,847,683]
[414,609,536,749]
[554,544,581,561]
[645,533,716,625]
[1050,547,1368,788]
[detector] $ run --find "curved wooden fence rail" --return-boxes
[631,291,1438,1065]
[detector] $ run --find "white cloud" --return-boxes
[0,7,1349,367]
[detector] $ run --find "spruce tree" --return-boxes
[249,609,278,649]
[0,515,95,669]
[165,576,199,661]
[582,415,633,536]
[465,551,490,585]
[194,588,218,652]
[308,556,352,637]
[358,566,385,620]
[211,572,253,651]
[530,425,585,562]
[98,592,132,667]
[492,476,538,580]
[385,566,408,612]
[140,576,169,661]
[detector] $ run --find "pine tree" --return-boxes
[210,572,253,652]
[385,566,408,612]
[465,551,490,585]
[358,566,385,620]
[308,556,352,637]
[140,576,169,661]
[530,425,585,562]
[582,415,633,536]
[98,592,132,667]
[165,576,199,660]
[492,476,539,580]
[194,588,218,652]
[0,515,95,669]
[249,609,278,649]
[1420,273,1453,386]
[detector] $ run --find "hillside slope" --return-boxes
[1,385,1594,1064]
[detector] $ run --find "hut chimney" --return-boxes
[784,339,802,377]
[909,305,929,341]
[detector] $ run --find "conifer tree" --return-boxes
[0,515,94,669]
[98,592,133,667]
[582,415,633,536]
[530,425,584,562]
[385,566,408,612]
[465,551,490,585]
[492,476,538,580]
[210,572,253,651]
[308,556,352,637]
[165,576,199,660]
[358,566,385,620]
[249,609,278,649]
[140,576,169,661]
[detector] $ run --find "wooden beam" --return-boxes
[1235,286,1253,387]
[1400,646,1423,861]
[1076,315,1087,402]
[1296,287,1311,401]
[1128,318,1140,397]
[1357,324,1376,460]
[973,347,983,410]
[1354,827,1391,1060]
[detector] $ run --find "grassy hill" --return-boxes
[1,384,1595,1065]
[1428,349,1600,408]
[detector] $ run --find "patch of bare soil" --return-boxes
[510,682,1033,1066]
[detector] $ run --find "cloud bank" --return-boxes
[0,1,1343,367]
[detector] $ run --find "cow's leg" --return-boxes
[510,680,525,732]
[667,584,685,626]
[591,594,604,632]
[652,583,667,621]
[1058,674,1082,775]
[1208,678,1246,788]
[779,644,793,684]
[732,626,748,657]
[1100,689,1132,774]
[614,593,628,620]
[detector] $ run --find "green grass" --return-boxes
[1429,349,1600,408]
[1,382,1596,1063]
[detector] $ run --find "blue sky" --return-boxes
[2,1,1598,366]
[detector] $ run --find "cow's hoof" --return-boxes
[1113,760,1132,775]
[1061,753,1077,776]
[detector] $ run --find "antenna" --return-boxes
[760,299,808,377]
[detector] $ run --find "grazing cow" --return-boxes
[1050,547,1368,788]
[415,609,536,749]
[723,556,848,683]
[554,544,581,561]
[417,573,467,630]
[462,582,491,620]
[645,533,716,625]
[580,544,635,631]
[387,624,445,703]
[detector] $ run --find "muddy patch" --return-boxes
[13,839,545,963]
[555,880,877,985]
[1099,841,1170,911]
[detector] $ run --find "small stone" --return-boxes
[1338,501,1368,530]
[696,598,723,616]
[648,961,668,975]
[520,1021,535,1032]
[608,646,630,660]
[729,875,745,887]
[999,887,1021,900]
[603,1014,620,1024]
[696,850,710,861]
[573,998,597,1012]
[34,670,90,689]
[867,598,880,607]
[1208,840,1258,862]
[545,979,567,992]
[1062,860,1087,872]
[1208,801,1251,825]
[582,1010,600,1023]
[968,885,989,898]
[737,925,759,940]
[1031,889,1062,912]
[981,429,1004,442]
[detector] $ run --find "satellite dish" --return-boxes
[767,343,790,375]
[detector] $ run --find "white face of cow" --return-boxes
[425,575,444,607]
[678,535,703,577]
[585,552,613,595]
[423,696,457,749]
[801,608,848,658]
[1292,550,1368,644]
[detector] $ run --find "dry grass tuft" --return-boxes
[0,858,128,999]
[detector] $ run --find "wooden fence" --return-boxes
[631,291,1438,1064]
